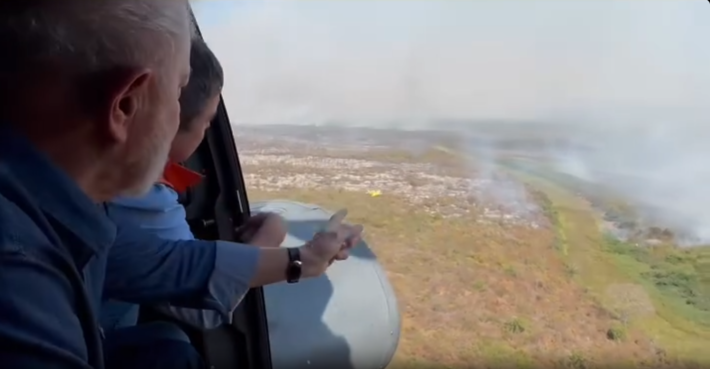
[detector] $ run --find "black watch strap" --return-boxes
[286,247,302,284]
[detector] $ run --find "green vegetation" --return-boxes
[563,352,589,369]
[606,325,627,342]
[604,234,710,330]
[503,317,527,334]
[507,159,710,366]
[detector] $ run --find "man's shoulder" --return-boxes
[0,168,53,254]
[108,183,192,240]
[109,183,181,215]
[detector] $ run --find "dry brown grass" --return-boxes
[250,188,670,368]
[237,121,710,369]
[237,128,690,368]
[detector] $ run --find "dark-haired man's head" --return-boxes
[169,37,224,163]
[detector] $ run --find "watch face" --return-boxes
[287,257,303,284]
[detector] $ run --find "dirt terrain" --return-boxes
[236,124,708,368]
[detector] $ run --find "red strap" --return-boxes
[159,162,204,193]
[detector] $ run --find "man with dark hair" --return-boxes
[101,37,287,332]
[0,2,363,369]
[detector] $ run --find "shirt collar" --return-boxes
[0,126,116,253]
[159,161,204,193]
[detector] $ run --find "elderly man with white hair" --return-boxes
[0,1,363,369]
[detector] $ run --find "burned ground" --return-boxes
[236,124,710,368]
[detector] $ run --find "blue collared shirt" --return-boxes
[102,184,230,330]
[0,128,259,369]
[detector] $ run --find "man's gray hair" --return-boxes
[0,0,192,76]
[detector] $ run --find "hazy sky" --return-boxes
[191,0,710,126]
[190,1,710,244]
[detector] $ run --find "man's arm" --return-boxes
[153,244,298,329]
[105,223,293,321]
[0,252,91,369]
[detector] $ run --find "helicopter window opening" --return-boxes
[190,1,710,368]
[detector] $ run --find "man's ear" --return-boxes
[104,68,153,144]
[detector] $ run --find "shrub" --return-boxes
[606,326,627,341]
[503,318,526,334]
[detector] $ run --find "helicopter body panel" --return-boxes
[252,200,401,369]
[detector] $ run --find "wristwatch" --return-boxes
[286,247,302,284]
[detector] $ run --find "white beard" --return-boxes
[118,131,172,197]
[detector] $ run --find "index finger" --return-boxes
[343,224,364,249]
[325,209,348,232]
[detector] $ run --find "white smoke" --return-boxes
[195,0,710,244]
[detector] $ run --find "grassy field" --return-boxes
[240,132,710,368]
[505,164,710,368]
